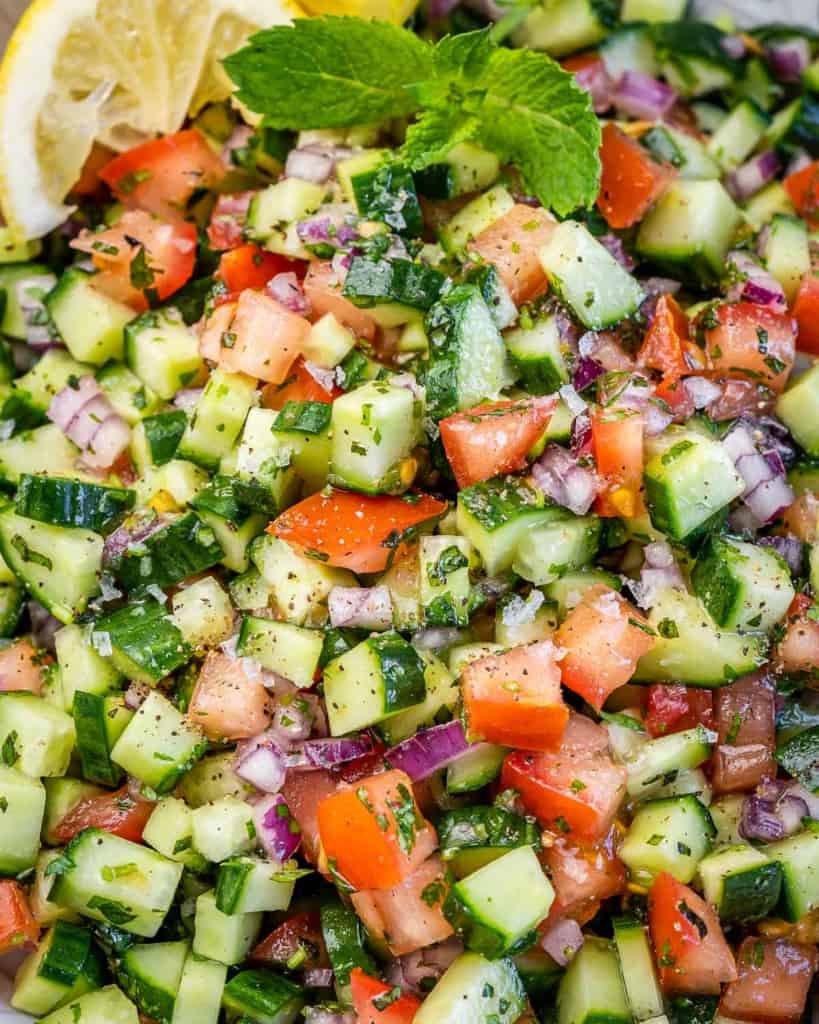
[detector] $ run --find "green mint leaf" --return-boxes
[223,17,432,129]
[400,106,481,169]
[433,29,495,80]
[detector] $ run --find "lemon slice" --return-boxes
[0,0,302,241]
[299,0,418,20]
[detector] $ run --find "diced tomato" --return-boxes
[654,375,696,421]
[703,302,796,392]
[440,396,556,489]
[51,785,154,845]
[502,712,627,841]
[303,260,377,340]
[783,492,819,543]
[591,408,645,518]
[251,910,330,971]
[261,357,341,409]
[207,191,254,251]
[705,377,777,422]
[317,770,437,890]
[597,123,676,230]
[71,208,196,311]
[469,204,557,305]
[720,938,818,1024]
[542,830,626,927]
[70,142,116,198]
[280,769,339,865]
[644,684,714,738]
[334,736,388,785]
[100,129,224,220]
[783,160,819,228]
[350,967,421,1024]
[351,854,453,956]
[776,594,819,675]
[218,244,300,293]
[712,670,775,795]
[561,52,603,74]
[188,651,272,741]
[461,640,568,750]
[555,584,656,710]
[0,639,46,694]
[791,272,819,355]
[648,873,737,996]
[0,881,39,953]
[270,489,447,575]
[637,294,703,382]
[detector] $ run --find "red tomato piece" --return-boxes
[712,670,776,795]
[597,123,676,230]
[776,594,819,675]
[654,375,696,422]
[541,830,626,927]
[280,769,339,866]
[784,160,819,228]
[440,396,556,489]
[207,191,254,251]
[270,489,447,575]
[250,910,330,971]
[351,854,453,956]
[591,408,645,518]
[648,873,737,996]
[51,786,154,845]
[644,684,714,738]
[470,204,557,305]
[317,770,437,891]
[188,651,272,742]
[100,129,224,219]
[555,584,656,710]
[637,294,703,382]
[0,639,46,695]
[720,938,818,1024]
[501,712,627,841]
[71,208,196,311]
[0,881,39,953]
[791,272,819,355]
[461,640,568,750]
[350,967,421,1024]
[783,493,819,543]
[261,357,341,410]
[216,289,310,384]
[705,377,777,422]
[303,260,377,341]
[703,302,796,392]
[218,244,300,293]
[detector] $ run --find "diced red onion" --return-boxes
[124,680,150,711]
[252,793,301,861]
[271,698,313,745]
[573,61,613,114]
[737,450,778,494]
[207,191,254,251]
[102,515,168,566]
[643,403,673,437]
[741,779,814,843]
[684,376,722,410]
[721,34,747,59]
[727,251,786,311]
[411,627,464,651]
[386,939,464,997]
[573,357,605,392]
[766,37,811,82]
[777,793,810,834]
[599,234,636,271]
[266,272,309,316]
[744,473,794,526]
[285,147,335,185]
[328,585,393,631]
[304,968,334,988]
[302,734,374,769]
[220,125,254,165]
[722,424,756,463]
[726,150,781,202]
[173,388,203,413]
[47,375,101,431]
[82,414,131,470]
[27,601,60,653]
[531,444,600,516]
[640,277,682,321]
[390,373,424,401]
[740,794,785,841]
[304,1008,355,1024]
[386,720,473,782]
[612,70,677,121]
[786,148,813,178]
[48,375,130,469]
[632,541,686,610]
[757,535,804,575]
[541,918,584,967]
[236,742,286,794]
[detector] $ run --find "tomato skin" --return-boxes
[654,375,696,421]
[637,294,703,382]
[218,244,300,293]
[303,260,377,340]
[776,594,819,675]
[719,938,818,1024]
[704,302,796,392]
[100,129,224,219]
[644,684,714,738]
[648,873,737,996]
[462,640,568,750]
[219,289,310,385]
[597,123,676,230]
[261,357,340,409]
[250,910,330,971]
[0,880,39,953]
[440,396,556,489]
[0,639,46,695]
[783,160,819,228]
[470,204,557,305]
[542,830,626,927]
[317,770,437,891]
[51,786,154,844]
[350,967,421,1024]
[207,191,254,251]
[791,273,819,355]
[280,769,339,866]
[591,409,645,518]
[270,489,447,575]
[712,671,776,795]
[188,651,272,742]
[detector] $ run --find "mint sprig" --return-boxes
[224,18,601,216]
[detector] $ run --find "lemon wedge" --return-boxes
[299,0,418,20]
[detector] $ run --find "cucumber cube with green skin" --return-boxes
[323,630,426,736]
[760,214,809,304]
[766,827,819,921]
[0,234,41,265]
[612,918,664,1023]
[132,410,188,470]
[620,795,716,885]
[706,99,770,171]
[643,430,744,541]
[11,919,102,1016]
[15,475,135,534]
[14,349,92,413]
[543,567,622,618]
[117,940,189,1023]
[465,262,517,330]
[377,651,459,746]
[346,159,423,238]
[342,257,445,310]
[0,765,45,874]
[237,616,323,689]
[697,844,782,923]
[692,535,795,633]
[111,691,206,795]
[425,283,510,421]
[0,262,54,340]
[221,969,305,1024]
[0,424,90,487]
[556,937,631,1024]
[0,693,75,778]
[420,535,473,628]
[215,856,296,915]
[246,179,325,258]
[320,900,377,988]
[776,726,819,794]
[171,951,226,1024]
[789,458,819,496]
[50,828,183,938]
[439,805,541,878]
[439,184,515,255]
[176,369,258,471]
[142,797,208,873]
[512,515,601,586]
[125,309,205,400]
[302,313,355,369]
[495,593,559,647]
[636,179,742,285]
[97,361,161,426]
[414,951,526,1024]
[112,512,225,593]
[271,400,332,495]
[178,752,253,809]
[625,725,715,799]
[73,692,132,787]
[39,986,139,1024]
[504,316,571,394]
[538,220,645,330]
[56,623,122,709]
[193,890,262,966]
[635,587,767,687]
[42,778,102,846]
[190,476,267,575]
[170,576,234,650]
[45,269,133,365]
[191,797,256,864]
[777,363,819,456]
[93,600,192,685]
[234,407,300,513]
[329,380,421,495]
[456,477,564,576]
[445,845,554,958]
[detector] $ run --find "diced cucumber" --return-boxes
[697,843,782,922]
[113,511,224,594]
[93,600,192,685]
[320,900,376,992]
[557,937,631,1024]
[0,583,23,638]
[170,951,226,1024]
[15,475,134,534]
[439,185,515,254]
[132,410,187,470]
[620,795,715,885]
[600,24,659,80]
[55,623,122,709]
[634,588,768,686]
[142,797,208,872]
[190,476,267,574]
[513,0,614,57]
[12,919,102,1016]
[215,856,295,915]
[251,534,355,626]
[621,0,685,20]
[377,651,458,746]
[342,256,444,312]
[414,951,526,1024]
[237,615,323,689]
[0,692,75,777]
[137,459,209,510]
[706,100,770,171]
[73,692,132,786]
[446,743,508,794]
[419,535,473,628]
[302,313,355,369]
[14,349,91,413]
[439,805,540,879]
[0,423,91,486]
[642,125,721,181]
[765,827,819,922]
[191,796,256,864]
[50,828,183,937]
[125,309,205,400]
[692,535,794,633]
[42,778,102,846]
[777,724,819,794]
[504,316,571,395]
[176,369,258,470]
[271,400,332,495]
[512,515,601,586]
[247,179,325,258]
[625,726,715,799]
[178,751,253,808]
[46,269,133,365]
[449,642,505,677]
[0,234,41,264]
[192,889,262,965]
[760,214,809,304]
[654,22,739,98]
[0,765,45,873]
[118,940,189,1023]
[544,567,622,619]
[613,918,664,1023]
[538,220,645,330]
[777,363,819,456]
[743,182,795,230]
[170,576,234,650]
[0,262,54,339]
[323,630,426,735]
[221,969,305,1024]
[96,361,161,426]
[416,142,500,199]
[39,986,139,1024]
[234,407,300,513]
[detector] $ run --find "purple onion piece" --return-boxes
[744,474,794,526]
[598,234,636,271]
[303,968,334,988]
[301,734,373,769]
[266,272,309,316]
[726,150,780,202]
[236,743,286,794]
[757,535,804,575]
[304,1007,355,1024]
[721,34,747,59]
[285,147,335,185]
[531,444,600,517]
[102,515,167,567]
[541,918,584,967]
[684,376,722,410]
[328,585,393,631]
[385,720,474,782]
[573,60,613,114]
[253,793,301,861]
[573,357,605,392]
[740,794,786,842]
[173,388,203,413]
[386,939,464,997]
[612,70,677,121]
[766,37,811,82]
